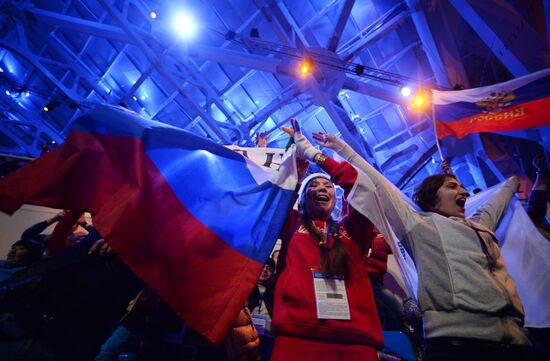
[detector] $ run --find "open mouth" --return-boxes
[315,194,330,203]
[455,197,466,208]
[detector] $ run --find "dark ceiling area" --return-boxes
[1,0,549,194]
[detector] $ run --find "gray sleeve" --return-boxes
[469,177,519,231]
[335,143,422,243]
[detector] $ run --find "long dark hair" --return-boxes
[302,213,347,276]
[412,173,456,212]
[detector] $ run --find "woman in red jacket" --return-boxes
[271,133,383,361]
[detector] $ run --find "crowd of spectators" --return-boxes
[0,131,548,361]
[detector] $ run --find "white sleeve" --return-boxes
[469,177,518,231]
[335,143,422,243]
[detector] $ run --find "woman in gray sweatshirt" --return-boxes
[307,132,536,361]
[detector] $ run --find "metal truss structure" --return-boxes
[0,0,549,193]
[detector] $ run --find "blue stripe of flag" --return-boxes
[70,105,294,263]
[146,144,294,263]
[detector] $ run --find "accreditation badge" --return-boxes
[312,271,351,320]
[252,315,268,335]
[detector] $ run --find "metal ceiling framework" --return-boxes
[0,0,549,193]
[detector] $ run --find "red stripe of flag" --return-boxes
[0,131,263,344]
[435,96,550,139]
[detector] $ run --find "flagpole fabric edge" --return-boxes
[431,89,445,162]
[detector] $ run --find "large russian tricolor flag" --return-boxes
[0,105,298,344]
[433,68,550,140]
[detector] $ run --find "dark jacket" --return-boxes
[247,282,274,318]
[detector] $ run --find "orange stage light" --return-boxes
[298,60,312,75]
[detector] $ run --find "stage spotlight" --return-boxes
[172,12,198,39]
[409,91,428,110]
[413,94,426,106]
[43,100,60,112]
[298,60,313,75]
[150,11,158,19]
[400,86,411,97]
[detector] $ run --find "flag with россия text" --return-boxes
[433,68,550,149]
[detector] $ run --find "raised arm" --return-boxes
[21,211,65,241]
[311,132,422,243]
[526,154,548,226]
[469,176,519,231]
[315,154,376,253]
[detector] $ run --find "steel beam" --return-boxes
[0,38,85,102]
[46,35,109,98]
[274,0,318,48]
[327,0,355,51]
[338,2,409,61]
[0,96,64,142]
[257,0,371,160]
[405,0,452,87]
[0,150,34,159]
[0,121,35,156]
[0,97,63,156]
[180,61,241,125]
[97,0,231,143]
[183,45,286,76]
[155,10,261,126]
[264,103,318,139]
[448,0,529,77]
[243,85,301,141]
[428,1,470,87]
[342,77,407,105]
[301,0,343,30]
[252,0,294,46]
[12,3,131,43]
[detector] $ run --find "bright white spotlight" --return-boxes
[400,86,411,97]
[172,12,198,39]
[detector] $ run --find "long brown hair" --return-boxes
[302,214,348,276]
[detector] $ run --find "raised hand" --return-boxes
[281,119,318,161]
[281,126,295,138]
[312,132,345,152]
[48,210,67,224]
[255,132,271,148]
[440,159,454,176]
[295,133,319,161]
